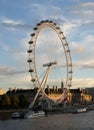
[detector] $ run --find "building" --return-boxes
[68,88,92,105]
[6,87,92,106]
[45,87,92,104]
[0,88,5,95]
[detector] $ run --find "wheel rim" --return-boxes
[27,20,72,101]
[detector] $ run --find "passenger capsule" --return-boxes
[31,33,35,37]
[29,69,34,72]
[33,27,38,30]
[56,27,60,30]
[62,37,66,40]
[41,21,45,23]
[53,23,56,25]
[68,71,73,73]
[49,21,53,23]
[28,41,33,44]
[59,31,63,34]
[37,23,41,26]
[27,50,32,53]
[27,59,32,62]
[65,44,68,46]
[31,78,36,82]
[68,64,72,66]
[66,50,70,52]
[45,20,49,22]
[69,78,72,80]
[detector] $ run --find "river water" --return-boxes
[0,111,94,130]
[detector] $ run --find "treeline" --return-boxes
[0,94,30,109]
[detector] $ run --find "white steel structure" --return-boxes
[27,20,72,108]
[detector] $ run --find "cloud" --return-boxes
[80,2,94,7]
[0,64,30,91]
[72,59,94,70]
[30,3,80,36]
[12,50,28,65]
[3,19,22,25]
[31,3,64,19]
[69,33,94,70]
[0,73,31,92]
[29,3,67,27]
[0,76,5,80]
[84,35,94,43]
[70,42,85,53]
[80,60,94,69]
[71,2,94,25]
[72,78,94,88]
[0,65,27,76]
[0,18,32,31]
[0,65,9,73]
[0,41,10,51]
[7,70,27,76]
[32,4,94,35]
[16,75,31,84]
[21,35,30,50]
[28,2,93,37]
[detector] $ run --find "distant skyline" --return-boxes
[0,0,94,92]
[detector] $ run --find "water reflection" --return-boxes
[0,111,94,130]
[0,112,11,120]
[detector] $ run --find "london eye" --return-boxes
[27,20,72,108]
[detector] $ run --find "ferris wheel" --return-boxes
[27,20,72,107]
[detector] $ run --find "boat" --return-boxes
[11,112,21,119]
[24,110,45,119]
[72,108,87,114]
[11,111,25,119]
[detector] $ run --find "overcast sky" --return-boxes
[0,0,94,92]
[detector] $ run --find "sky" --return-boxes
[0,0,94,92]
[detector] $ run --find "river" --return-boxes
[0,111,94,130]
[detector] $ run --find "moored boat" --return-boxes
[72,108,87,114]
[11,112,21,119]
[24,110,45,119]
[11,111,25,119]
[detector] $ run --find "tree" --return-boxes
[1,94,11,109]
[11,95,19,108]
[19,94,29,108]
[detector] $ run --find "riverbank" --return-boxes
[0,104,94,114]
[0,109,28,113]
